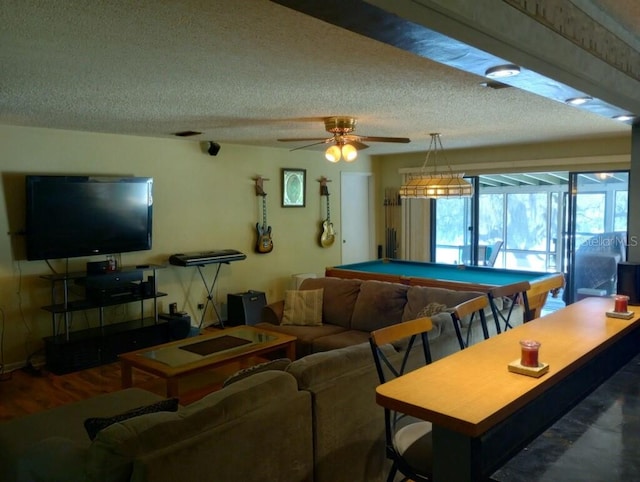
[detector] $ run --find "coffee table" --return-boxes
[119,326,296,397]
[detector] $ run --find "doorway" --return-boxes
[566,171,629,304]
[340,172,374,264]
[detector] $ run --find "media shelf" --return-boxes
[42,292,168,314]
[44,317,171,375]
[41,264,171,374]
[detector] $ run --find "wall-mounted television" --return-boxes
[25,175,153,261]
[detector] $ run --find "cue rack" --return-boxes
[384,188,401,258]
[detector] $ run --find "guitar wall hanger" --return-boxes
[318,177,335,248]
[254,177,273,254]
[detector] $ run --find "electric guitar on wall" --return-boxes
[255,178,273,254]
[319,181,335,248]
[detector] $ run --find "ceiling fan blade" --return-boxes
[288,139,332,151]
[359,136,411,143]
[277,137,330,142]
[347,140,369,150]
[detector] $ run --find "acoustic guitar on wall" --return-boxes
[255,178,273,254]
[319,180,335,248]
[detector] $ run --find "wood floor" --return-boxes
[0,362,145,422]
[0,358,245,423]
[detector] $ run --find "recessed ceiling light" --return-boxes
[613,114,635,122]
[485,64,521,79]
[565,96,592,106]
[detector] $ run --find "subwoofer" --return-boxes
[617,262,640,304]
[226,290,266,326]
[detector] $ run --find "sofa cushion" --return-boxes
[281,288,324,326]
[300,277,362,328]
[16,437,87,482]
[312,330,372,352]
[287,342,391,389]
[84,397,180,440]
[254,322,347,358]
[350,280,409,332]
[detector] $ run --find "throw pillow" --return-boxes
[281,288,323,326]
[83,397,180,441]
[416,302,448,318]
[222,358,292,387]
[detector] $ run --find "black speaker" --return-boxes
[207,141,221,156]
[227,290,267,326]
[617,262,640,304]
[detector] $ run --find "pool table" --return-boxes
[326,259,564,318]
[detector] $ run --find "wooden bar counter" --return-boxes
[376,297,640,481]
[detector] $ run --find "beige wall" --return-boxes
[0,124,369,368]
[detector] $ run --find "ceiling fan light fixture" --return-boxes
[485,64,521,79]
[324,143,358,163]
[342,144,358,162]
[399,133,474,199]
[325,145,342,163]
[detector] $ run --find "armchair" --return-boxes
[574,232,626,299]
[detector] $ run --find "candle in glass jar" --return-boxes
[520,340,541,367]
[614,295,629,313]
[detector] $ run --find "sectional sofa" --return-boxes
[256,276,518,361]
[0,277,524,481]
[0,344,403,482]
[0,371,313,482]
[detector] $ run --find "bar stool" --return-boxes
[449,295,490,350]
[370,317,434,482]
[487,281,532,333]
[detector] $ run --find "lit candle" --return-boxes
[520,340,541,367]
[614,295,629,313]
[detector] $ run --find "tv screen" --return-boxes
[25,175,153,261]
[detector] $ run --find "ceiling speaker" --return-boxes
[207,142,221,156]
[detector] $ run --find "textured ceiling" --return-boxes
[0,0,637,155]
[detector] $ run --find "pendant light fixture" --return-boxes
[399,133,474,199]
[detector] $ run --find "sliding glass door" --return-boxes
[566,171,629,304]
[432,179,477,265]
[433,176,561,270]
[427,169,629,309]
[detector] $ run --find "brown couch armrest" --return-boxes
[261,300,285,325]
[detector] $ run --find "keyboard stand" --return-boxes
[196,263,224,329]
[169,250,246,329]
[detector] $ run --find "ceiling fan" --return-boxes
[277,117,410,162]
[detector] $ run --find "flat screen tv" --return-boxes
[25,175,153,260]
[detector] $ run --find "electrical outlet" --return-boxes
[197,303,205,310]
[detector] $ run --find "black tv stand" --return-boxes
[41,264,169,374]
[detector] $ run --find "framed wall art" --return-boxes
[282,168,306,207]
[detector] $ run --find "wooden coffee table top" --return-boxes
[119,325,296,379]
